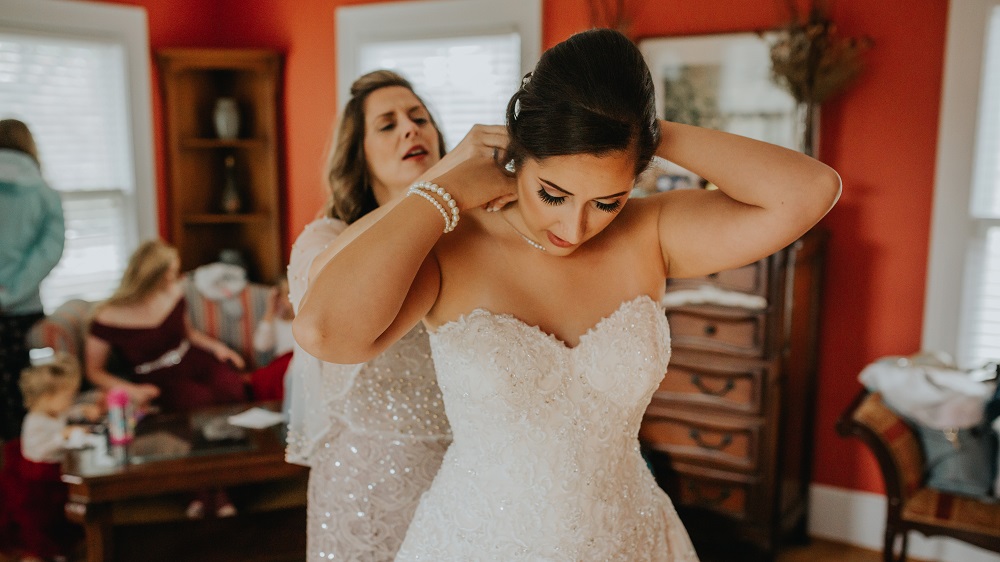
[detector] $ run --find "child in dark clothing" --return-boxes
[0,350,99,562]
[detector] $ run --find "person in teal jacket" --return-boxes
[0,118,65,441]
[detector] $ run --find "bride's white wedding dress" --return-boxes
[395,295,698,561]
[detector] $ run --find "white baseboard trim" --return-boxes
[809,484,1000,562]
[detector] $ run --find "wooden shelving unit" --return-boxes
[157,49,283,282]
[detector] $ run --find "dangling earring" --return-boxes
[505,160,516,174]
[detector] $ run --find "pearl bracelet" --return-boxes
[408,189,451,233]
[407,181,460,233]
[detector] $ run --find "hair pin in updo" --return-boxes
[521,72,532,89]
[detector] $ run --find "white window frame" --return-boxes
[923,0,1000,361]
[335,0,542,112]
[0,0,158,246]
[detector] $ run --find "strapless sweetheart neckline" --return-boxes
[430,294,660,351]
[398,291,697,560]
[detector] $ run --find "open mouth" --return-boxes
[403,146,428,160]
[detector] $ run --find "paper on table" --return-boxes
[227,407,286,429]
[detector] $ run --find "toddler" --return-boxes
[0,349,97,562]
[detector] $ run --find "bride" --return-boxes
[295,28,840,561]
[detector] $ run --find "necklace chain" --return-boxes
[500,208,546,252]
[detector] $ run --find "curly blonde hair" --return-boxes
[102,240,179,309]
[20,352,81,409]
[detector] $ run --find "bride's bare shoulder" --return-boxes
[615,194,667,230]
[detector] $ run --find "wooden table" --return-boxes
[62,402,308,562]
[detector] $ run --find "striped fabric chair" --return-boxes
[180,277,273,369]
[26,274,274,375]
[837,391,1000,562]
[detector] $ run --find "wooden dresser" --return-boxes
[641,229,827,561]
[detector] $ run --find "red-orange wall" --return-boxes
[90,0,949,495]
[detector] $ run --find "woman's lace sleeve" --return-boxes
[287,217,346,313]
[285,217,363,466]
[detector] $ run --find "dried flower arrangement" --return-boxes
[769,0,873,155]
[769,0,873,104]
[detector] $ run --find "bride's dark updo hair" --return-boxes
[505,28,659,176]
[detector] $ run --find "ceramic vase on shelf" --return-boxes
[213,97,240,140]
[220,155,243,214]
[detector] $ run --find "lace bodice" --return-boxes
[396,295,698,561]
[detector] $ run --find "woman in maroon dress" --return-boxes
[84,240,248,518]
[85,240,247,413]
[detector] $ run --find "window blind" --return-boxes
[962,226,1000,366]
[962,6,1000,366]
[0,31,133,311]
[359,33,521,150]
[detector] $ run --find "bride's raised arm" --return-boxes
[293,125,511,364]
[652,120,841,279]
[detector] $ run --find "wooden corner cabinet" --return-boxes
[157,49,283,282]
[641,229,828,561]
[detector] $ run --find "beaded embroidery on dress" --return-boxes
[396,295,698,561]
[286,218,451,562]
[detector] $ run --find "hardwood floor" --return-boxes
[778,538,893,561]
[695,538,927,562]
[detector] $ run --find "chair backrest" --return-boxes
[24,298,94,368]
[845,392,926,501]
[182,276,272,368]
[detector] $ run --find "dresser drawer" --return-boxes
[671,469,756,521]
[666,308,767,357]
[654,356,767,415]
[639,412,761,471]
[666,259,768,297]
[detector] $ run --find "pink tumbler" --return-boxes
[106,388,135,445]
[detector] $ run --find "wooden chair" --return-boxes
[836,391,1000,562]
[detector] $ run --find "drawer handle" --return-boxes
[690,375,735,397]
[686,482,731,507]
[703,324,718,336]
[689,428,733,451]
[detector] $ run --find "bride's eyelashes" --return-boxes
[535,187,622,213]
[594,199,622,213]
[536,187,564,206]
